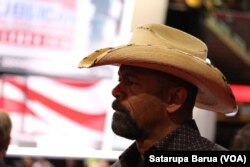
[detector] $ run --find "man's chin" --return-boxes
[111,114,142,140]
[112,128,137,140]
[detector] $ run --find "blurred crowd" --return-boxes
[7,157,111,167]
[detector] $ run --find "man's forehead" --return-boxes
[118,65,156,75]
[117,65,182,85]
[119,65,141,73]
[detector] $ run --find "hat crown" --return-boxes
[129,24,208,60]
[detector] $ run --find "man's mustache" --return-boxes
[112,99,129,113]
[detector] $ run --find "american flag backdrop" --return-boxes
[0,0,128,158]
[0,74,114,151]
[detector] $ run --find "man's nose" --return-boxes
[112,84,124,100]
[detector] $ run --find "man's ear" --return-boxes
[165,87,188,113]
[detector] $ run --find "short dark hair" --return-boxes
[162,72,198,108]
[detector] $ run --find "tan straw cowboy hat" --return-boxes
[78,23,237,114]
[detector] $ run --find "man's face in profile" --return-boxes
[111,65,169,140]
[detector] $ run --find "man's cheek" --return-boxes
[127,94,166,119]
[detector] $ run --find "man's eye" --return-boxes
[126,80,134,85]
[118,78,135,85]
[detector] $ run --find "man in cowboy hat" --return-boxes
[78,24,237,166]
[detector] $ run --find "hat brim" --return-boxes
[79,44,237,114]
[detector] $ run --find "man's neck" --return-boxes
[135,122,180,158]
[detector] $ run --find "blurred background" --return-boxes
[1,0,250,166]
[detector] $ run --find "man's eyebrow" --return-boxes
[118,69,138,78]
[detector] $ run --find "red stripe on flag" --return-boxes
[52,78,99,88]
[0,97,39,117]
[7,78,106,132]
